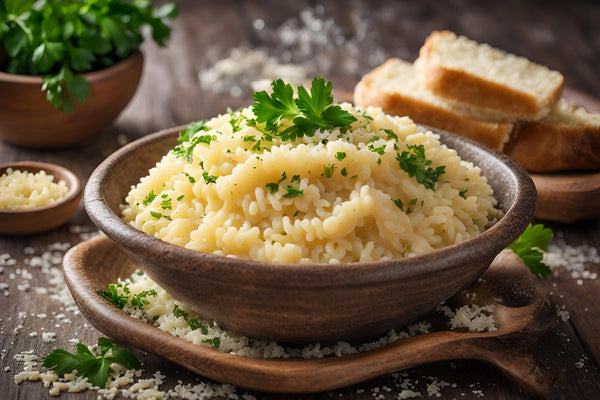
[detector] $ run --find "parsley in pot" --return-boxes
[0,0,177,113]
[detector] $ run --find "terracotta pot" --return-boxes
[0,50,143,148]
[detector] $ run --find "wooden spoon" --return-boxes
[63,235,554,396]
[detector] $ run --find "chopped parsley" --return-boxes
[173,304,188,320]
[335,152,347,161]
[228,108,244,132]
[172,133,217,161]
[392,199,404,211]
[508,223,553,277]
[97,284,128,309]
[396,144,445,190]
[265,183,279,194]
[149,211,162,219]
[459,189,468,199]
[202,337,221,348]
[189,318,209,334]
[291,174,301,183]
[322,164,336,178]
[252,77,357,141]
[382,129,398,140]
[283,186,304,198]
[160,197,172,209]
[177,195,185,201]
[142,190,156,206]
[43,337,141,389]
[202,171,218,184]
[340,167,348,177]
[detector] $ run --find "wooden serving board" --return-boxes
[532,88,600,223]
[335,87,600,224]
[62,235,556,397]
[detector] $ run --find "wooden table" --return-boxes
[2,1,600,398]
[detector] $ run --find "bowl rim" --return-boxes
[85,125,537,286]
[0,50,143,85]
[0,161,82,215]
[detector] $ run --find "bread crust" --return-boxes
[419,30,564,121]
[353,70,512,150]
[504,120,600,172]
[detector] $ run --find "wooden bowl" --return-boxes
[0,51,143,149]
[85,126,536,343]
[0,161,82,235]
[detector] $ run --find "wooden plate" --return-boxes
[62,235,554,397]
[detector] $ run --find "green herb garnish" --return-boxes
[43,337,141,388]
[335,152,347,161]
[252,77,357,141]
[202,171,217,184]
[283,186,304,199]
[202,337,220,348]
[97,284,128,309]
[188,318,208,334]
[392,199,404,211]
[322,163,335,178]
[173,304,188,320]
[508,224,553,277]
[0,0,177,113]
[149,211,162,219]
[142,190,156,206]
[396,144,445,190]
[458,189,468,199]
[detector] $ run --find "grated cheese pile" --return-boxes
[0,168,69,210]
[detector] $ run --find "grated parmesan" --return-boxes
[0,168,69,210]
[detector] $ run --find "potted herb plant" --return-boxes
[0,0,177,148]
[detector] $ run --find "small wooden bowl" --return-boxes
[85,126,536,343]
[0,51,143,149]
[0,161,82,235]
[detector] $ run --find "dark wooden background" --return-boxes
[2,0,600,398]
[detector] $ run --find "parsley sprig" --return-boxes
[0,0,177,113]
[396,144,445,190]
[42,337,141,388]
[508,223,553,277]
[252,77,357,141]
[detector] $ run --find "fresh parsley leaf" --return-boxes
[97,284,128,309]
[396,144,445,190]
[252,77,357,141]
[173,304,188,320]
[322,163,335,178]
[202,171,217,184]
[392,199,404,211]
[458,189,468,199]
[0,0,177,112]
[340,167,348,177]
[335,152,347,161]
[508,223,553,277]
[42,337,141,389]
[265,182,279,195]
[283,186,304,198]
[202,337,221,348]
[188,318,208,334]
[252,79,299,132]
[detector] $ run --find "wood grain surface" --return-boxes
[2,1,600,399]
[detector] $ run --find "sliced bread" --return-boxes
[417,30,564,121]
[353,58,513,150]
[504,98,600,172]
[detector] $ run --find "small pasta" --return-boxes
[121,105,502,264]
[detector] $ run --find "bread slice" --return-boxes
[504,99,600,172]
[418,30,564,121]
[353,58,513,150]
